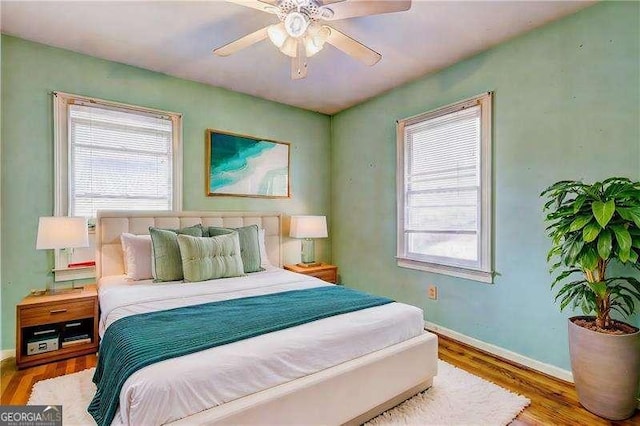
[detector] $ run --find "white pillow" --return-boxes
[258,228,273,268]
[120,233,153,280]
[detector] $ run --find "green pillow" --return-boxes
[207,225,263,273]
[149,224,204,282]
[177,233,245,282]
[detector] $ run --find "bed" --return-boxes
[95,210,438,425]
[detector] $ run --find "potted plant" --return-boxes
[541,177,640,420]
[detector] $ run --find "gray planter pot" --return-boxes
[568,316,640,420]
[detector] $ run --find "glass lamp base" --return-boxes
[300,238,316,265]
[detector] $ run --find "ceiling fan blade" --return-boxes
[291,42,308,80]
[225,0,279,14]
[325,26,381,66]
[213,26,269,57]
[322,0,411,21]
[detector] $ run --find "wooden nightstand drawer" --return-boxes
[20,299,95,327]
[308,269,337,283]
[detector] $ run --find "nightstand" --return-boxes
[16,285,99,369]
[284,263,338,284]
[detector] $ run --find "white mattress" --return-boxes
[98,268,425,426]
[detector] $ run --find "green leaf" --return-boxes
[587,281,608,299]
[569,215,592,232]
[584,185,602,201]
[620,249,630,263]
[559,286,584,311]
[582,222,601,243]
[611,224,632,254]
[617,207,640,229]
[611,305,630,317]
[579,247,599,270]
[628,249,639,264]
[573,195,587,213]
[618,189,640,199]
[554,282,577,301]
[551,269,581,289]
[592,200,615,228]
[580,297,592,315]
[547,246,562,262]
[564,235,584,266]
[597,229,612,259]
[541,180,574,197]
[624,276,640,292]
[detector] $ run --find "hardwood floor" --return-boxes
[1,354,97,405]
[1,336,638,425]
[437,334,639,426]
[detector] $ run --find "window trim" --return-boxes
[53,91,183,218]
[396,92,493,283]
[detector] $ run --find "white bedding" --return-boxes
[98,268,425,426]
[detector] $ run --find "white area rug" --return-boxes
[29,360,530,425]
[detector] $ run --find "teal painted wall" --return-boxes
[331,2,639,371]
[0,36,331,350]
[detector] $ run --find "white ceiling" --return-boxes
[1,0,594,114]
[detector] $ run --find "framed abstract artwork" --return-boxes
[206,129,290,198]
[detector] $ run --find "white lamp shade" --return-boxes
[36,217,89,249]
[290,215,328,239]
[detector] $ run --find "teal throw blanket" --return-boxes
[88,285,393,426]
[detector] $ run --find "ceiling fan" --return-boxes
[213,0,412,80]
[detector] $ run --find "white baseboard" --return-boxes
[1,348,15,361]
[424,321,574,382]
[425,321,640,409]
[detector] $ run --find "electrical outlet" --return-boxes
[428,285,438,300]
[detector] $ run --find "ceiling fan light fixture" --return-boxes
[304,37,322,57]
[284,12,309,38]
[267,23,287,48]
[279,37,298,57]
[304,25,330,57]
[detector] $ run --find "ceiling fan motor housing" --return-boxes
[276,0,334,26]
[284,12,309,38]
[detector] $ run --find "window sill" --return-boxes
[397,258,493,283]
[53,266,96,282]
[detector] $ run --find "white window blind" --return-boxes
[397,93,492,282]
[68,104,174,218]
[405,106,480,264]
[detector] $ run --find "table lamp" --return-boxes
[36,216,89,293]
[289,215,327,267]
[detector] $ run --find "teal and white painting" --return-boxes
[206,130,290,197]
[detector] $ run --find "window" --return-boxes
[51,92,182,280]
[54,92,182,219]
[396,92,492,283]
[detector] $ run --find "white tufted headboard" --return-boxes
[95,211,282,280]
